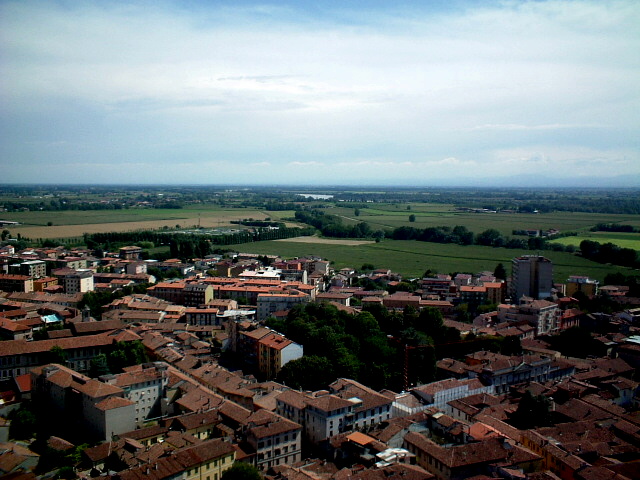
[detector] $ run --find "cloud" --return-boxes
[468,123,608,132]
[0,0,638,185]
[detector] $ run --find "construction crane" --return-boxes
[387,335,433,392]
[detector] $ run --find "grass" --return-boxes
[0,205,272,226]
[550,232,640,251]
[326,205,640,236]
[240,238,636,283]
[1,206,301,241]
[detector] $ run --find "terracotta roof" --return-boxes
[96,397,136,410]
[346,431,375,446]
[276,390,308,410]
[246,411,301,439]
[306,394,353,412]
[259,332,293,350]
[0,332,119,357]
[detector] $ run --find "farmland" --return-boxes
[550,232,640,252]
[0,206,292,241]
[1,185,638,283]
[246,238,634,284]
[324,204,640,237]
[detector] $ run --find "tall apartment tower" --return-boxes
[511,255,553,301]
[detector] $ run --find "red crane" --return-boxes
[387,335,432,392]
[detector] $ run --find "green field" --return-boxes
[550,232,640,251]
[241,239,635,283]
[0,205,274,227]
[326,204,640,236]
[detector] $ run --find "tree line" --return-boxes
[580,239,639,268]
[591,223,639,233]
[83,225,315,260]
[294,209,384,239]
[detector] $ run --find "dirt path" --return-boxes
[276,236,375,246]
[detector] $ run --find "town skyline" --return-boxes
[2,0,639,186]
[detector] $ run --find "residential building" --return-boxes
[404,433,541,480]
[183,283,214,307]
[147,280,187,304]
[0,274,34,293]
[497,299,559,336]
[31,364,136,441]
[33,276,59,292]
[184,307,220,326]
[63,270,94,294]
[258,332,303,380]
[329,378,393,429]
[511,255,553,301]
[119,246,143,260]
[464,351,573,394]
[566,275,599,297]
[483,282,506,304]
[9,260,47,278]
[276,382,393,445]
[458,286,487,310]
[0,330,141,379]
[304,394,357,444]
[410,378,493,412]
[256,291,310,321]
[116,438,236,480]
[245,409,302,470]
[100,362,170,427]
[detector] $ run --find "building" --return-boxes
[10,260,47,278]
[276,381,393,445]
[114,437,236,480]
[32,364,136,441]
[410,378,493,412]
[63,270,94,294]
[245,409,302,470]
[566,276,599,297]
[33,276,59,292]
[0,330,141,379]
[483,282,506,304]
[100,362,170,427]
[258,332,304,380]
[183,283,214,307]
[329,378,393,429]
[511,255,553,301]
[404,433,541,480]
[256,291,310,321]
[0,274,34,293]
[119,246,143,260]
[147,280,187,304]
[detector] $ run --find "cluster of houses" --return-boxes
[0,243,639,480]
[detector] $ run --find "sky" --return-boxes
[1,0,639,187]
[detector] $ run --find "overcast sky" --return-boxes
[1,0,638,186]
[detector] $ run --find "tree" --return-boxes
[509,390,552,429]
[276,356,335,391]
[89,354,111,377]
[500,336,522,356]
[494,263,507,280]
[221,462,262,480]
[409,214,416,222]
[354,208,360,216]
[476,229,504,247]
[47,345,67,365]
[8,404,37,440]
